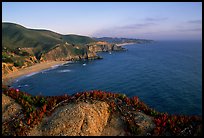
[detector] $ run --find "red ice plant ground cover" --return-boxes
[2,85,202,136]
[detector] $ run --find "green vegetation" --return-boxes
[2,52,13,63]
[2,51,25,67]
[13,61,24,67]
[63,35,96,45]
[13,49,31,57]
[2,22,99,68]
[2,22,143,70]
[2,23,153,63]
[2,22,96,57]
[72,47,86,56]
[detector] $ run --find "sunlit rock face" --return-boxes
[31,101,110,136]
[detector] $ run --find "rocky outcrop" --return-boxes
[41,101,110,136]
[2,55,38,77]
[2,63,18,75]
[87,41,124,53]
[40,43,100,61]
[101,114,126,136]
[27,101,113,136]
[132,112,155,136]
[3,92,201,136]
[24,100,154,136]
[2,94,22,123]
[22,56,39,68]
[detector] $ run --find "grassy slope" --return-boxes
[2,22,96,57]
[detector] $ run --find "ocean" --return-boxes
[11,40,202,115]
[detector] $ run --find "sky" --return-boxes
[2,2,202,40]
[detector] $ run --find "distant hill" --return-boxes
[93,37,154,44]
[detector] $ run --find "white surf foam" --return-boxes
[58,69,72,73]
[25,72,39,77]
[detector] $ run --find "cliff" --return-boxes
[2,22,125,77]
[40,43,100,61]
[87,41,124,52]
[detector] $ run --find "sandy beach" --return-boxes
[2,61,69,85]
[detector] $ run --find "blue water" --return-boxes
[11,41,202,115]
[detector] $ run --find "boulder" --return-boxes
[32,101,110,136]
[133,112,155,136]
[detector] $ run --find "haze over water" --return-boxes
[12,40,202,116]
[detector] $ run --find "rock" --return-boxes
[101,114,126,136]
[2,63,18,75]
[41,43,100,61]
[133,112,155,136]
[30,101,110,136]
[2,94,156,136]
[2,94,22,123]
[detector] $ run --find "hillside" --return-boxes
[2,22,96,57]
[2,22,124,75]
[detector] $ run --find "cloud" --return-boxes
[92,22,158,38]
[92,19,201,40]
[145,17,168,22]
[175,19,202,33]
[177,28,202,32]
[119,22,157,30]
[187,20,202,24]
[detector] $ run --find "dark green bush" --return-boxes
[21,51,30,56]
[72,48,86,55]
[14,61,24,67]
[2,53,13,63]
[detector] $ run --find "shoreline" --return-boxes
[115,42,136,47]
[2,60,69,86]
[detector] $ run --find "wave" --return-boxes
[14,72,39,82]
[51,64,61,69]
[25,72,39,77]
[41,65,61,73]
[58,69,72,73]
[41,62,72,73]
[62,61,73,66]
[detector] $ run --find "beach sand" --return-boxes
[2,61,69,85]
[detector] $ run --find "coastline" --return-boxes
[2,60,69,86]
[115,42,136,47]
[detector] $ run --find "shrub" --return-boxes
[14,61,24,67]
[2,53,13,63]
[21,51,30,56]
[72,48,86,56]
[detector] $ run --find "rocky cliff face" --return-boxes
[2,41,124,77]
[40,41,124,62]
[2,63,18,75]
[87,41,124,53]
[2,55,38,75]
[38,101,112,136]
[40,43,100,61]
